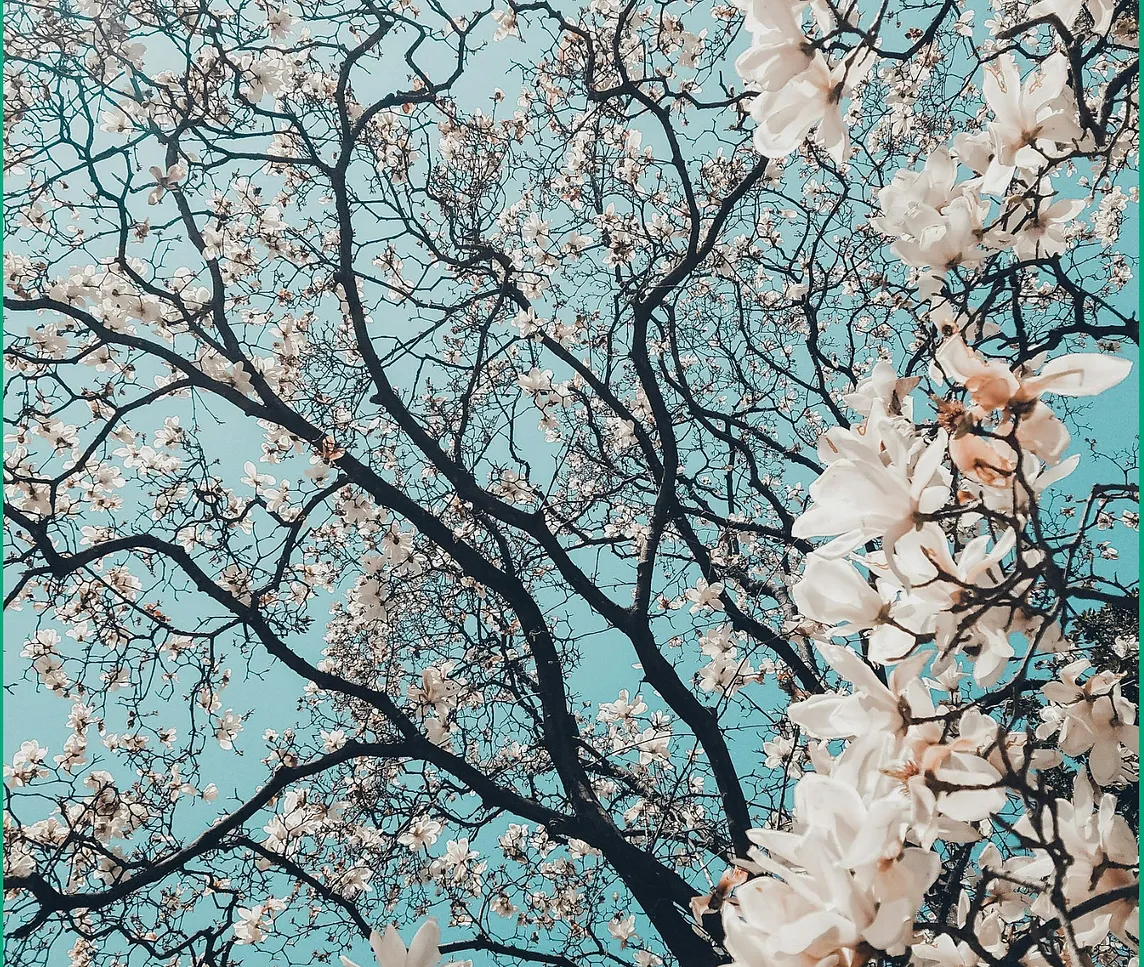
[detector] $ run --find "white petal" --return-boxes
[795,774,865,830]
[788,693,866,739]
[909,431,950,503]
[793,555,883,628]
[1034,453,1080,492]
[406,918,441,967]
[939,786,1006,822]
[373,926,408,967]
[935,334,985,384]
[1033,354,1131,397]
[862,896,912,952]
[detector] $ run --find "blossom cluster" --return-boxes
[1,0,1135,966]
[721,358,1136,966]
[719,5,1139,964]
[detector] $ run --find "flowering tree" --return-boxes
[2,1,1138,966]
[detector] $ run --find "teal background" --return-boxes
[2,5,1139,967]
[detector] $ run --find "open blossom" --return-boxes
[5,740,50,786]
[872,149,963,239]
[980,54,1083,193]
[792,553,885,633]
[698,647,758,696]
[233,899,285,945]
[1037,660,1138,785]
[398,815,444,851]
[842,360,921,421]
[743,48,875,163]
[1027,0,1115,34]
[685,576,725,612]
[723,764,940,966]
[788,643,930,739]
[147,163,186,205]
[937,335,1132,414]
[937,334,1132,468]
[735,0,823,92]
[491,7,519,41]
[608,914,638,946]
[788,647,1007,846]
[598,689,648,722]
[873,150,994,274]
[232,906,269,945]
[1013,774,1139,947]
[894,709,1008,847]
[792,411,950,571]
[735,0,875,162]
[898,527,1021,683]
[214,709,244,749]
[1000,191,1085,260]
[746,311,1138,966]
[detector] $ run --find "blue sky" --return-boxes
[3,4,1139,966]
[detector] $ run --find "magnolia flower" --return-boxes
[440,838,481,880]
[100,108,134,135]
[1001,193,1085,260]
[899,523,1015,612]
[791,550,929,665]
[895,710,1008,847]
[945,427,1017,489]
[911,933,987,967]
[1011,401,1069,465]
[735,0,875,162]
[788,644,933,739]
[398,815,444,852]
[1028,0,1115,34]
[491,8,519,41]
[147,163,186,205]
[872,148,1000,278]
[608,914,638,946]
[745,48,875,163]
[381,525,415,566]
[1053,774,1139,944]
[724,767,940,966]
[685,577,725,612]
[906,532,1018,681]
[842,360,921,421]
[980,54,1083,193]
[636,725,672,765]
[889,193,991,274]
[408,664,461,718]
[699,648,757,696]
[792,553,884,631]
[937,335,1131,466]
[5,740,50,787]
[598,689,647,722]
[341,919,454,967]
[266,6,295,39]
[233,906,269,945]
[1014,774,1139,946]
[735,0,823,92]
[786,640,1011,848]
[516,367,553,395]
[214,709,243,750]
[794,416,950,573]
[1038,660,1138,785]
[872,148,963,238]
